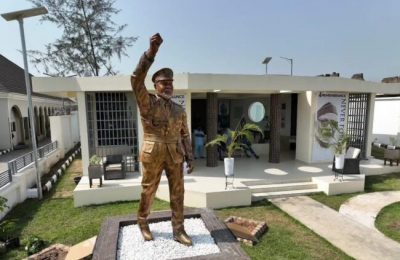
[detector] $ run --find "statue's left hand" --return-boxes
[186,161,194,174]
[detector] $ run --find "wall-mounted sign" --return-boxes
[172,94,185,109]
[248,102,265,123]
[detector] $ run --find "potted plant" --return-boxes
[206,123,263,176]
[87,154,103,187]
[324,121,349,169]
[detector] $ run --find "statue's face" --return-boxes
[155,79,174,98]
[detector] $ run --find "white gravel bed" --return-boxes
[117,218,220,260]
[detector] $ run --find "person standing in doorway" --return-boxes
[193,126,205,159]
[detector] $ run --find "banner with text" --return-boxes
[312,92,347,162]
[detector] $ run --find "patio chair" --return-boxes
[383,146,400,166]
[103,154,126,180]
[332,147,361,175]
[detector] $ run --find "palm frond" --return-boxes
[205,134,227,148]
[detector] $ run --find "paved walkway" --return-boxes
[0,138,51,163]
[339,191,400,230]
[271,196,400,260]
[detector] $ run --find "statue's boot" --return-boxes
[173,228,192,246]
[138,220,153,241]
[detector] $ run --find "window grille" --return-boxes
[86,92,138,172]
[346,93,370,159]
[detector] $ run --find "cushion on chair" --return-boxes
[105,164,122,171]
[345,147,361,159]
[387,145,396,150]
[106,155,123,164]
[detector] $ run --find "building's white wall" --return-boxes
[0,148,62,220]
[295,91,316,163]
[50,115,73,157]
[0,99,11,149]
[372,97,400,145]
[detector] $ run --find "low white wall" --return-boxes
[0,148,62,220]
[50,115,74,157]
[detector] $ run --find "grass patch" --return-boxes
[2,157,352,259]
[375,202,400,243]
[310,172,400,211]
[216,201,351,260]
[1,158,170,259]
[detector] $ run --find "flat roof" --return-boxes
[32,73,400,98]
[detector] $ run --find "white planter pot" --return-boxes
[57,169,62,176]
[27,188,38,198]
[224,158,234,176]
[335,154,345,169]
[52,175,57,183]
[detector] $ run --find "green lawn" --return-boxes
[375,202,400,243]
[216,202,351,260]
[310,172,400,211]
[1,158,351,259]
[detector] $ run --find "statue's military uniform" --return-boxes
[131,52,193,234]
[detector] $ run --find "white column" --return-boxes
[366,93,376,157]
[295,91,317,163]
[77,92,90,176]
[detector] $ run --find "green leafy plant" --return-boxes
[0,220,16,241]
[206,123,263,158]
[389,136,399,146]
[25,235,45,256]
[89,155,102,165]
[0,196,8,213]
[331,133,350,155]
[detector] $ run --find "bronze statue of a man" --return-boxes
[131,33,194,246]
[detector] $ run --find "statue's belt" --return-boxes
[143,133,179,143]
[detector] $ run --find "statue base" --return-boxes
[92,208,249,259]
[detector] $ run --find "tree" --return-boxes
[29,0,137,76]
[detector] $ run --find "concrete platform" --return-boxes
[312,174,365,195]
[73,154,400,208]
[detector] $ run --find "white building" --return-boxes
[32,71,400,177]
[0,55,75,150]
[373,94,400,145]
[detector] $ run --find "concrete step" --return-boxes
[251,188,320,201]
[249,182,318,193]
[242,177,312,186]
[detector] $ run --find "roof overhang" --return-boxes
[32,73,400,95]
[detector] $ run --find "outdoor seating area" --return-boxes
[372,142,400,166]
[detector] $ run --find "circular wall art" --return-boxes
[248,102,265,122]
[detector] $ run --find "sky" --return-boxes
[1,0,399,82]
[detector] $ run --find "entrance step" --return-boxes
[252,188,320,201]
[242,177,312,186]
[249,182,317,193]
